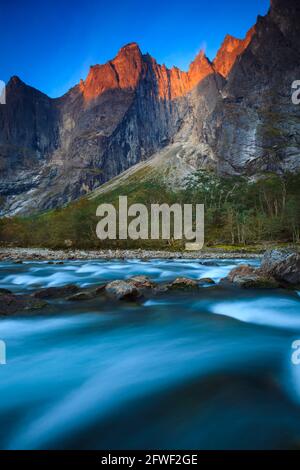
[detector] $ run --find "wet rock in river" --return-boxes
[0,292,48,316]
[0,292,20,315]
[33,284,79,299]
[261,250,300,286]
[95,285,106,294]
[67,291,96,302]
[226,265,258,283]
[128,275,156,289]
[105,280,142,302]
[224,264,279,289]
[198,278,216,286]
[167,278,199,291]
[230,275,279,289]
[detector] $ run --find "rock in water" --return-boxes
[0,292,48,316]
[198,278,216,286]
[33,285,79,299]
[168,278,199,291]
[105,280,141,301]
[261,250,300,285]
[226,265,258,283]
[231,275,279,289]
[224,264,279,289]
[67,292,95,302]
[128,276,156,289]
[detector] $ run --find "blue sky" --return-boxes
[1,0,270,97]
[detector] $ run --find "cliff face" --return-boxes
[0,77,60,209]
[213,28,255,78]
[0,0,299,215]
[207,0,300,175]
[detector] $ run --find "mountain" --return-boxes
[0,43,215,215]
[0,0,299,216]
[209,0,300,175]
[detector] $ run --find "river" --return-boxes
[0,258,300,449]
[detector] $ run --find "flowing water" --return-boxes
[1,258,300,450]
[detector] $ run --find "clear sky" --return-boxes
[1,0,270,98]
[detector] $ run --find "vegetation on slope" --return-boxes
[0,170,299,250]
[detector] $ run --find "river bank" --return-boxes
[0,247,264,262]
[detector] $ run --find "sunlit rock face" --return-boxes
[79,43,144,100]
[80,43,214,101]
[213,28,255,78]
[0,0,300,215]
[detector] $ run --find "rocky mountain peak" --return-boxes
[188,50,214,88]
[8,75,22,85]
[213,27,255,78]
[117,42,142,56]
[79,42,143,101]
[145,49,214,101]
[6,75,26,91]
[189,50,211,73]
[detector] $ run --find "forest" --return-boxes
[0,171,299,250]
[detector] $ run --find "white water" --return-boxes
[0,258,300,450]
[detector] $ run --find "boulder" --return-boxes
[105,280,141,301]
[168,278,199,291]
[0,292,48,316]
[128,275,156,289]
[23,298,48,311]
[224,264,279,289]
[153,285,169,295]
[67,292,95,301]
[95,285,106,294]
[0,293,20,315]
[226,265,258,283]
[33,284,79,299]
[261,250,300,285]
[230,274,279,289]
[198,278,216,286]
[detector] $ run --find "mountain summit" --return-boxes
[213,27,255,78]
[80,43,144,100]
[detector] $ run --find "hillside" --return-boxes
[1,149,299,249]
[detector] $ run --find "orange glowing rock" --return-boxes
[79,28,256,103]
[213,26,256,78]
[80,43,143,100]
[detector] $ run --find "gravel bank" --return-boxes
[0,247,262,262]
